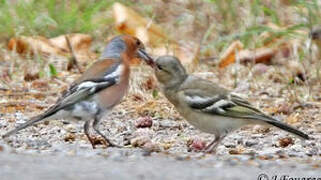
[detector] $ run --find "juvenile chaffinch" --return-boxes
[152,56,309,153]
[3,35,153,149]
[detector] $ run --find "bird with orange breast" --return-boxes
[3,35,153,149]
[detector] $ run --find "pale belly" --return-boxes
[52,99,101,122]
[176,105,252,136]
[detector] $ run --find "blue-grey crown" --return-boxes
[100,36,126,60]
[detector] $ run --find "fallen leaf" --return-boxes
[218,40,243,68]
[8,33,97,62]
[113,2,169,47]
[8,36,68,56]
[218,24,297,68]
[113,2,199,69]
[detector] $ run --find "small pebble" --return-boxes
[135,116,153,128]
[187,138,206,152]
[279,137,294,148]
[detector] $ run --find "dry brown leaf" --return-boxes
[113,2,199,68]
[113,2,169,47]
[8,34,97,62]
[8,36,68,56]
[50,34,92,53]
[218,40,243,68]
[218,23,300,68]
[219,43,291,68]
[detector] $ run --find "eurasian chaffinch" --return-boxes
[152,56,309,153]
[3,35,153,149]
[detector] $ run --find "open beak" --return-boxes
[137,49,155,67]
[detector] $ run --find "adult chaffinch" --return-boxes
[152,56,309,153]
[3,35,153,149]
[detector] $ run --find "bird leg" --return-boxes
[204,136,218,153]
[204,134,227,154]
[84,120,96,149]
[93,117,122,148]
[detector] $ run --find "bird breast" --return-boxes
[96,66,130,110]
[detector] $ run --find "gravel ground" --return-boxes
[0,146,321,180]
[1,66,321,180]
[1,101,320,180]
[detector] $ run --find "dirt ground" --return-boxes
[1,64,321,179]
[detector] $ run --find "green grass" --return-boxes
[201,0,321,55]
[0,0,130,40]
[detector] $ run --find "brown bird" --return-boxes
[151,56,309,153]
[3,35,153,149]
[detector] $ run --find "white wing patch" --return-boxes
[105,64,124,80]
[204,99,233,113]
[185,95,215,104]
[77,81,98,91]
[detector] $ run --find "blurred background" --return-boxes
[0,1,320,179]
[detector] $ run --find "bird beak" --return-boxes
[137,49,155,67]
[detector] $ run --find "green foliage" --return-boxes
[0,0,122,39]
[202,0,321,55]
[152,89,158,99]
[49,63,58,77]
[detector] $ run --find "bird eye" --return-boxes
[157,64,163,70]
[136,40,141,46]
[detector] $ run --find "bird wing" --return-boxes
[38,61,124,120]
[181,88,265,119]
[2,77,116,138]
[179,84,309,139]
[2,59,124,138]
[39,77,117,120]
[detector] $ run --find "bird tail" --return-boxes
[266,120,309,140]
[252,113,309,140]
[2,114,48,138]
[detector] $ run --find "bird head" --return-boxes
[100,35,154,65]
[154,56,187,89]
